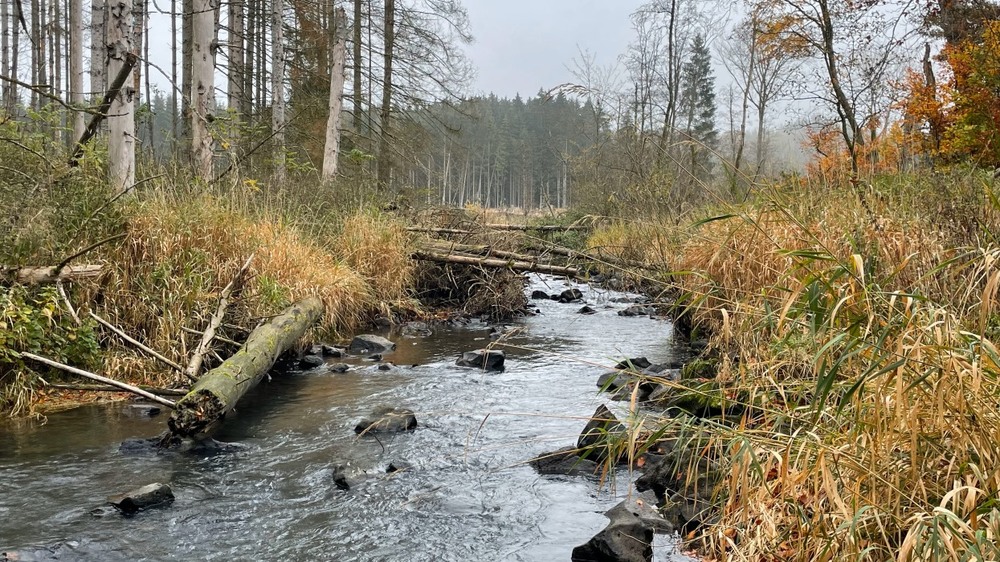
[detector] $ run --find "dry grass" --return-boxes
[588,171,1000,560]
[83,193,412,386]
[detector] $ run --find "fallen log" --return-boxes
[2,264,103,284]
[482,223,590,232]
[405,227,474,235]
[412,250,581,278]
[422,241,552,264]
[167,296,323,438]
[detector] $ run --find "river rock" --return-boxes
[597,371,633,392]
[332,463,367,490]
[321,345,344,358]
[571,498,654,562]
[555,288,584,303]
[401,321,433,338]
[354,407,418,434]
[299,354,325,369]
[386,460,412,473]
[635,441,722,535]
[529,446,600,477]
[348,334,396,354]
[455,349,505,371]
[618,305,656,317]
[530,289,551,300]
[606,490,673,533]
[577,405,627,464]
[107,482,174,515]
[123,404,162,418]
[614,357,651,370]
[578,305,597,315]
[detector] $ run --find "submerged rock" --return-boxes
[332,463,367,490]
[555,288,584,303]
[123,404,162,418]
[354,407,418,434]
[386,460,412,473]
[578,305,597,315]
[577,405,627,464]
[455,349,505,371]
[329,363,351,373]
[348,334,396,355]
[529,446,600,477]
[401,321,433,338]
[530,289,551,300]
[618,305,656,317]
[107,482,174,515]
[299,354,325,369]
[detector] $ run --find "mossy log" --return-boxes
[167,296,323,438]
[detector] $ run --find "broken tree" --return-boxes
[167,296,323,438]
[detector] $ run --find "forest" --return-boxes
[4,0,1000,560]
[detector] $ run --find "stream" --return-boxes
[1,275,696,561]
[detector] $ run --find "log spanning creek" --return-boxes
[1,275,697,561]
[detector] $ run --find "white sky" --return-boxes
[462,0,645,97]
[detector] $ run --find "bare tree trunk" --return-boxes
[91,0,106,97]
[1,0,10,112]
[321,6,347,181]
[242,0,255,120]
[190,0,216,179]
[375,0,394,188]
[8,0,20,113]
[227,0,244,114]
[142,0,153,155]
[181,0,192,153]
[170,0,178,144]
[352,0,363,135]
[107,0,136,191]
[30,0,40,110]
[271,0,285,183]
[69,0,85,140]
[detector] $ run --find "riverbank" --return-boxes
[582,170,1000,560]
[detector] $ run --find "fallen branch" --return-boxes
[412,250,581,278]
[2,264,103,285]
[88,312,188,378]
[22,353,177,408]
[68,52,139,167]
[181,327,242,347]
[167,296,324,438]
[185,254,254,380]
[406,227,473,235]
[422,241,553,264]
[43,383,189,396]
[481,223,590,232]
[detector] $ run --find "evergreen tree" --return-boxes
[679,34,718,190]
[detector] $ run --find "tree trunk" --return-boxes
[375,0,394,188]
[190,0,216,180]
[321,6,347,181]
[227,0,244,114]
[69,0,85,141]
[1,0,9,112]
[181,0,193,149]
[7,0,18,114]
[91,0,106,96]
[352,0,363,135]
[271,0,285,183]
[167,296,323,438]
[107,0,136,192]
[412,251,581,279]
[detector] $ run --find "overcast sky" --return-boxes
[462,0,646,98]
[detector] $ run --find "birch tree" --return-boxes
[322,6,347,181]
[191,0,217,179]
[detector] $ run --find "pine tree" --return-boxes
[680,34,718,190]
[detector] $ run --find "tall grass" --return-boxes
[588,170,1000,560]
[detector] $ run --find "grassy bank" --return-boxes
[587,170,1000,559]
[1,152,417,416]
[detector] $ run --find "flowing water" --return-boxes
[1,275,696,561]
